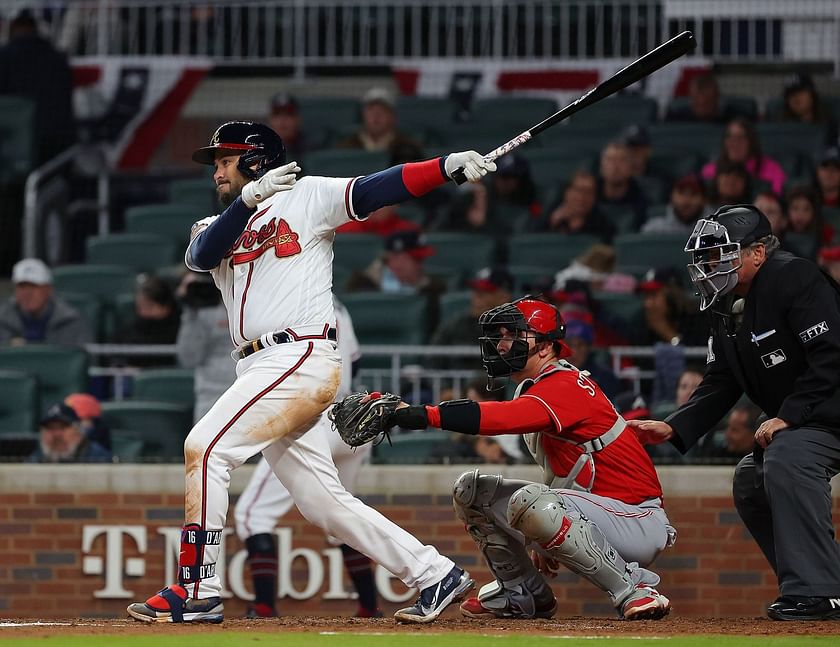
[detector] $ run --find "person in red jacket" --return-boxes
[383,297,675,620]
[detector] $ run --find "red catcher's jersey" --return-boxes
[522,368,662,504]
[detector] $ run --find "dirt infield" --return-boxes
[2,616,840,638]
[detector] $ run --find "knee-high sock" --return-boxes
[245,533,278,608]
[341,543,378,612]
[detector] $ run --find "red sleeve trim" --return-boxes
[401,158,447,197]
[425,405,441,428]
[477,398,555,435]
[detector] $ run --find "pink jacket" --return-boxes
[702,156,787,195]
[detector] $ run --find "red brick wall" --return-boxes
[4,488,825,619]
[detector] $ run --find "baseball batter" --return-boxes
[234,296,381,618]
[127,121,495,624]
[340,298,675,620]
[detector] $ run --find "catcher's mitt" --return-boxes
[328,391,402,447]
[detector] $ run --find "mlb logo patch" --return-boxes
[761,349,787,368]
[799,321,829,343]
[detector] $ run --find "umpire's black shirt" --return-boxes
[666,250,840,452]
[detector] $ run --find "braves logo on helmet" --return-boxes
[192,121,287,181]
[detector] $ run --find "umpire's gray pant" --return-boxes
[733,426,840,597]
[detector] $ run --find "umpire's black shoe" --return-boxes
[767,595,840,620]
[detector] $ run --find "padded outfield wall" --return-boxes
[2,464,839,618]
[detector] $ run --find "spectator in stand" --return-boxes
[695,401,762,461]
[440,153,540,235]
[778,73,838,144]
[620,124,652,177]
[339,87,423,165]
[64,393,111,451]
[702,117,786,196]
[651,364,704,417]
[346,229,445,336]
[816,146,840,209]
[26,402,112,464]
[785,185,830,257]
[817,246,840,284]
[552,244,629,294]
[531,170,615,242]
[642,173,711,234]
[113,275,180,367]
[337,205,417,237]
[754,192,788,238]
[267,93,309,160]
[175,271,236,423]
[709,160,753,208]
[665,73,738,124]
[0,258,92,348]
[550,279,629,348]
[635,267,707,347]
[430,267,513,371]
[596,140,648,228]
[561,310,621,399]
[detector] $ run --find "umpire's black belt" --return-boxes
[237,326,336,360]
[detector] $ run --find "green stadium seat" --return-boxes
[99,401,192,460]
[569,95,659,128]
[111,292,137,335]
[298,97,360,148]
[396,96,460,136]
[508,233,600,272]
[635,176,668,204]
[0,96,35,181]
[509,265,555,294]
[614,233,692,282]
[783,232,819,261]
[520,149,597,193]
[648,124,724,159]
[52,265,137,301]
[646,149,702,183]
[0,346,88,414]
[333,233,381,270]
[594,292,644,327]
[86,233,180,273]
[424,233,496,281]
[168,178,216,211]
[438,291,471,325]
[341,293,427,345]
[756,123,826,159]
[599,204,637,236]
[764,97,839,123]
[373,430,454,464]
[109,430,146,462]
[723,95,759,122]
[537,125,623,152]
[124,203,208,249]
[823,206,840,235]
[59,292,104,342]
[470,97,558,130]
[132,368,195,408]
[425,123,509,153]
[0,370,38,435]
[304,149,389,178]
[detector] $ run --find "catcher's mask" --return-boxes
[478,297,570,389]
[192,121,287,181]
[684,204,772,311]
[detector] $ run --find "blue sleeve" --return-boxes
[351,157,449,215]
[188,197,255,270]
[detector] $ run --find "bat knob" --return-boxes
[451,167,468,185]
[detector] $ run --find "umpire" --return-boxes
[628,204,840,620]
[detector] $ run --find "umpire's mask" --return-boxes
[684,204,771,311]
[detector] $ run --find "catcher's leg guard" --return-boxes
[453,470,555,619]
[127,524,225,623]
[507,484,669,620]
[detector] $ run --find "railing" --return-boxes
[4,1,838,71]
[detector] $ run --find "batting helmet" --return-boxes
[192,121,286,181]
[684,204,772,310]
[478,297,571,380]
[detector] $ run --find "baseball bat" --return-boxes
[450,30,697,184]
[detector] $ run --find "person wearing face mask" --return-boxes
[628,204,840,621]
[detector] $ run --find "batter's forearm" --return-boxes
[351,158,449,214]
[188,197,255,270]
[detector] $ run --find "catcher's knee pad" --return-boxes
[178,524,223,585]
[507,485,635,606]
[453,469,504,514]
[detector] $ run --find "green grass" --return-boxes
[2,635,840,647]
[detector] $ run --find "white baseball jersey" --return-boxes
[186,176,361,346]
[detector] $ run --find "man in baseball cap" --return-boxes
[0,258,91,347]
[267,92,307,160]
[817,146,840,208]
[26,402,112,463]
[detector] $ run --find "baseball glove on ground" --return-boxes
[329,391,402,447]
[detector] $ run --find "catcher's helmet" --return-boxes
[684,204,771,310]
[478,297,571,382]
[192,121,286,181]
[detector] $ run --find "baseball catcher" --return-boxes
[333,297,675,620]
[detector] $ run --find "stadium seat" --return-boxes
[568,95,659,128]
[438,291,471,325]
[509,265,555,293]
[823,206,840,235]
[635,176,668,204]
[599,204,637,236]
[646,149,703,183]
[470,97,558,130]
[764,97,839,123]
[0,346,88,414]
[426,122,510,153]
[297,97,360,147]
[303,149,389,178]
[53,265,137,301]
[124,203,208,248]
[372,430,454,464]
[333,233,382,270]
[783,232,819,261]
[99,401,192,460]
[59,292,104,342]
[722,95,759,122]
[109,430,146,462]
[648,124,724,160]
[132,369,195,408]
[0,96,35,181]
[424,233,496,281]
[520,149,597,193]
[86,233,180,273]
[508,233,600,272]
[537,124,624,153]
[341,293,427,345]
[396,96,460,136]
[168,177,216,211]
[0,370,38,434]
[595,292,644,327]
[614,233,692,282]
[756,123,826,159]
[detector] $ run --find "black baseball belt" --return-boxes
[237,326,336,360]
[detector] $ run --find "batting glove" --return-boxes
[241,161,301,208]
[444,151,497,183]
